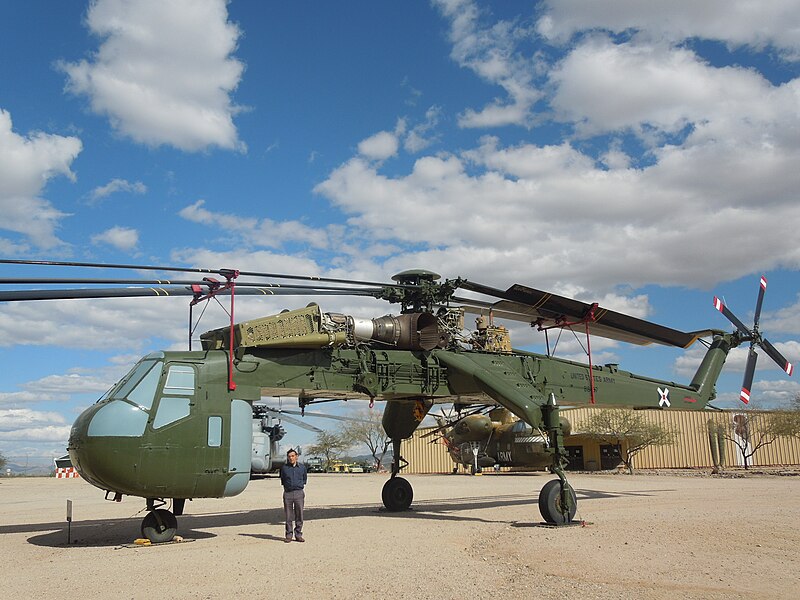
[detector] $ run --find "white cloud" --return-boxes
[433,0,542,128]
[0,425,72,442]
[90,178,147,201]
[403,106,442,153]
[0,409,67,430]
[91,225,139,251]
[0,391,63,405]
[358,131,399,161]
[753,379,800,405]
[315,106,800,291]
[0,296,189,350]
[675,340,799,379]
[0,108,81,249]
[549,37,789,141]
[179,200,331,250]
[537,0,800,58]
[61,0,244,152]
[30,373,112,395]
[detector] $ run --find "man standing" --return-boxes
[280,448,307,542]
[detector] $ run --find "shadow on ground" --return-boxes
[18,485,671,548]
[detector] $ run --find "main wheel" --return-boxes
[538,479,577,525]
[382,477,413,511]
[141,509,178,543]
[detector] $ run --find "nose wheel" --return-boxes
[538,479,577,525]
[141,508,178,543]
[382,477,413,511]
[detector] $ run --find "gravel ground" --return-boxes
[1,471,799,599]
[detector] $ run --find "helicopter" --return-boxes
[426,406,577,474]
[250,404,371,475]
[0,259,793,542]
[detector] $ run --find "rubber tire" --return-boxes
[141,509,178,543]
[382,477,413,511]
[538,479,577,525]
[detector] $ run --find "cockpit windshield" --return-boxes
[97,356,163,409]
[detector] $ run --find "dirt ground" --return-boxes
[1,471,799,599]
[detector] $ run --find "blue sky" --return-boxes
[0,0,798,466]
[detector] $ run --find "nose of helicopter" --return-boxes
[67,400,145,494]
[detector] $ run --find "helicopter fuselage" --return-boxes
[67,333,733,502]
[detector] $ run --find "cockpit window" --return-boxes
[126,364,162,410]
[153,397,191,429]
[113,359,160,401]
[511,421,529,433]
[163,365,195,395]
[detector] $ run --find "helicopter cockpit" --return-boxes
[84,352,196,437]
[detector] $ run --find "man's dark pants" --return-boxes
[283,489,304,538]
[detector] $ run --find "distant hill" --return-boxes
[4,462,53,476]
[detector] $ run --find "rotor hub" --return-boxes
[391,269,441,285]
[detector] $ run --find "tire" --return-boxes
[382,477,413,511]
[538,479,577,525]
[141,509,178,543]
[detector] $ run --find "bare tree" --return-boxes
[582,408,678,474]
[716,408,786,469]
[0,451,6,472]
[338,409,390,471]
[306,430,348,471]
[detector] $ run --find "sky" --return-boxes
[0,0,798,468]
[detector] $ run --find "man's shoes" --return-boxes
[295,535,305,543]
[284,536,292,543]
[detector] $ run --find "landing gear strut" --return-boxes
[382,437,413,511]
[539,394,577,525]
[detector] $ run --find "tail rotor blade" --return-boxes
[740,348,758,404]
[713,296,751,335]
[760,338,795,376]
[753,276,767,329]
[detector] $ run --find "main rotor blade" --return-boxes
[0,285,381,302]
[760,338,795,376]
[458,281,700,348]
[0,258,401,289]
[740,348,758,404]
[713,296,751,336]
[753,275,767,329]
[273,414,324,433]
[0,278,381,293]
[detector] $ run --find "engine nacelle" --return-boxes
[202,304,446,351]
[348,312,442,350]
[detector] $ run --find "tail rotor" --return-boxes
[713,275,794,404]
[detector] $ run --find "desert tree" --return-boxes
[582,408,678,474]
[306,430,348,471]
[337,408,390,471]
[716,406,787,469]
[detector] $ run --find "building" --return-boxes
[402,408,800,474]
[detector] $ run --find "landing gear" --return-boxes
[538,479,577,525]
[382,437,413,511]
[140,498,182,543]
[141,508,178,543]
[540,393,577,525]
[382,477,413,511]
